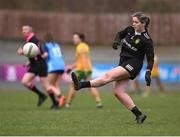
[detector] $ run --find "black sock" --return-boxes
[131,106,142,117]
[48,93,58,105]
[80,81,91,88]
[31,86,45,97]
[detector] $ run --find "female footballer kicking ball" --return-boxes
[17,25,59,109]
[71,12,154,124]
[42,32,66,107]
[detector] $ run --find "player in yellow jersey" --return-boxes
[144,54,165,97]
[66,33,103,108]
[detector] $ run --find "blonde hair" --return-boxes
[132,12,150,29]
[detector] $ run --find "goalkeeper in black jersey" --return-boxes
[71,12,154,124]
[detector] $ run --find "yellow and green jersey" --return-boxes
[75,42,92,71]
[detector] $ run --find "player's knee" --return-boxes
[21,80,28,87]
[114,89,125,99]
[40,81,50,91]
[70,91,75,97]
[114,91,118,98]
[48,80,55,86]
[43,85,50,92]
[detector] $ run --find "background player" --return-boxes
[66,33,103,108]
[144,54,165,97]
[71,12,154,124]
[17,25,59,109]
[42,32,66,106]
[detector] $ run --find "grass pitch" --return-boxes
[0,90,180,136]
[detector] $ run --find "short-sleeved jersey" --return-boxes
[43,42,65,73]
[114,26,154,71]
[76,42,92,71]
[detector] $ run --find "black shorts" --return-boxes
[28,60,47,77]
[49,70,64,74]
[119,56,143,80]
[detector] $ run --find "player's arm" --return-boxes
[154,54,158,64]
[66,63,76,73]
[29,37,42,56]
[17,45,30,66]
[145,40,154,86]
[41,52,48,58]
[69,63,76,69]
[17,47,23,55]
[41,44,48,58]
[145,40,154,71]
[112,26,130,50]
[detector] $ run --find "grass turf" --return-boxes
[0,90,180,136]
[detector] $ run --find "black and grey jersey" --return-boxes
[114,26,154,71]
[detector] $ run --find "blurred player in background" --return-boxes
[17,25,59,109]
[143,54,165,97]
[66,33,103,108]
[42,32,66,107]
[71,12,154,124]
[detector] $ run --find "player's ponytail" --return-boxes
[144,16,150,29]
[132,12,150,29]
